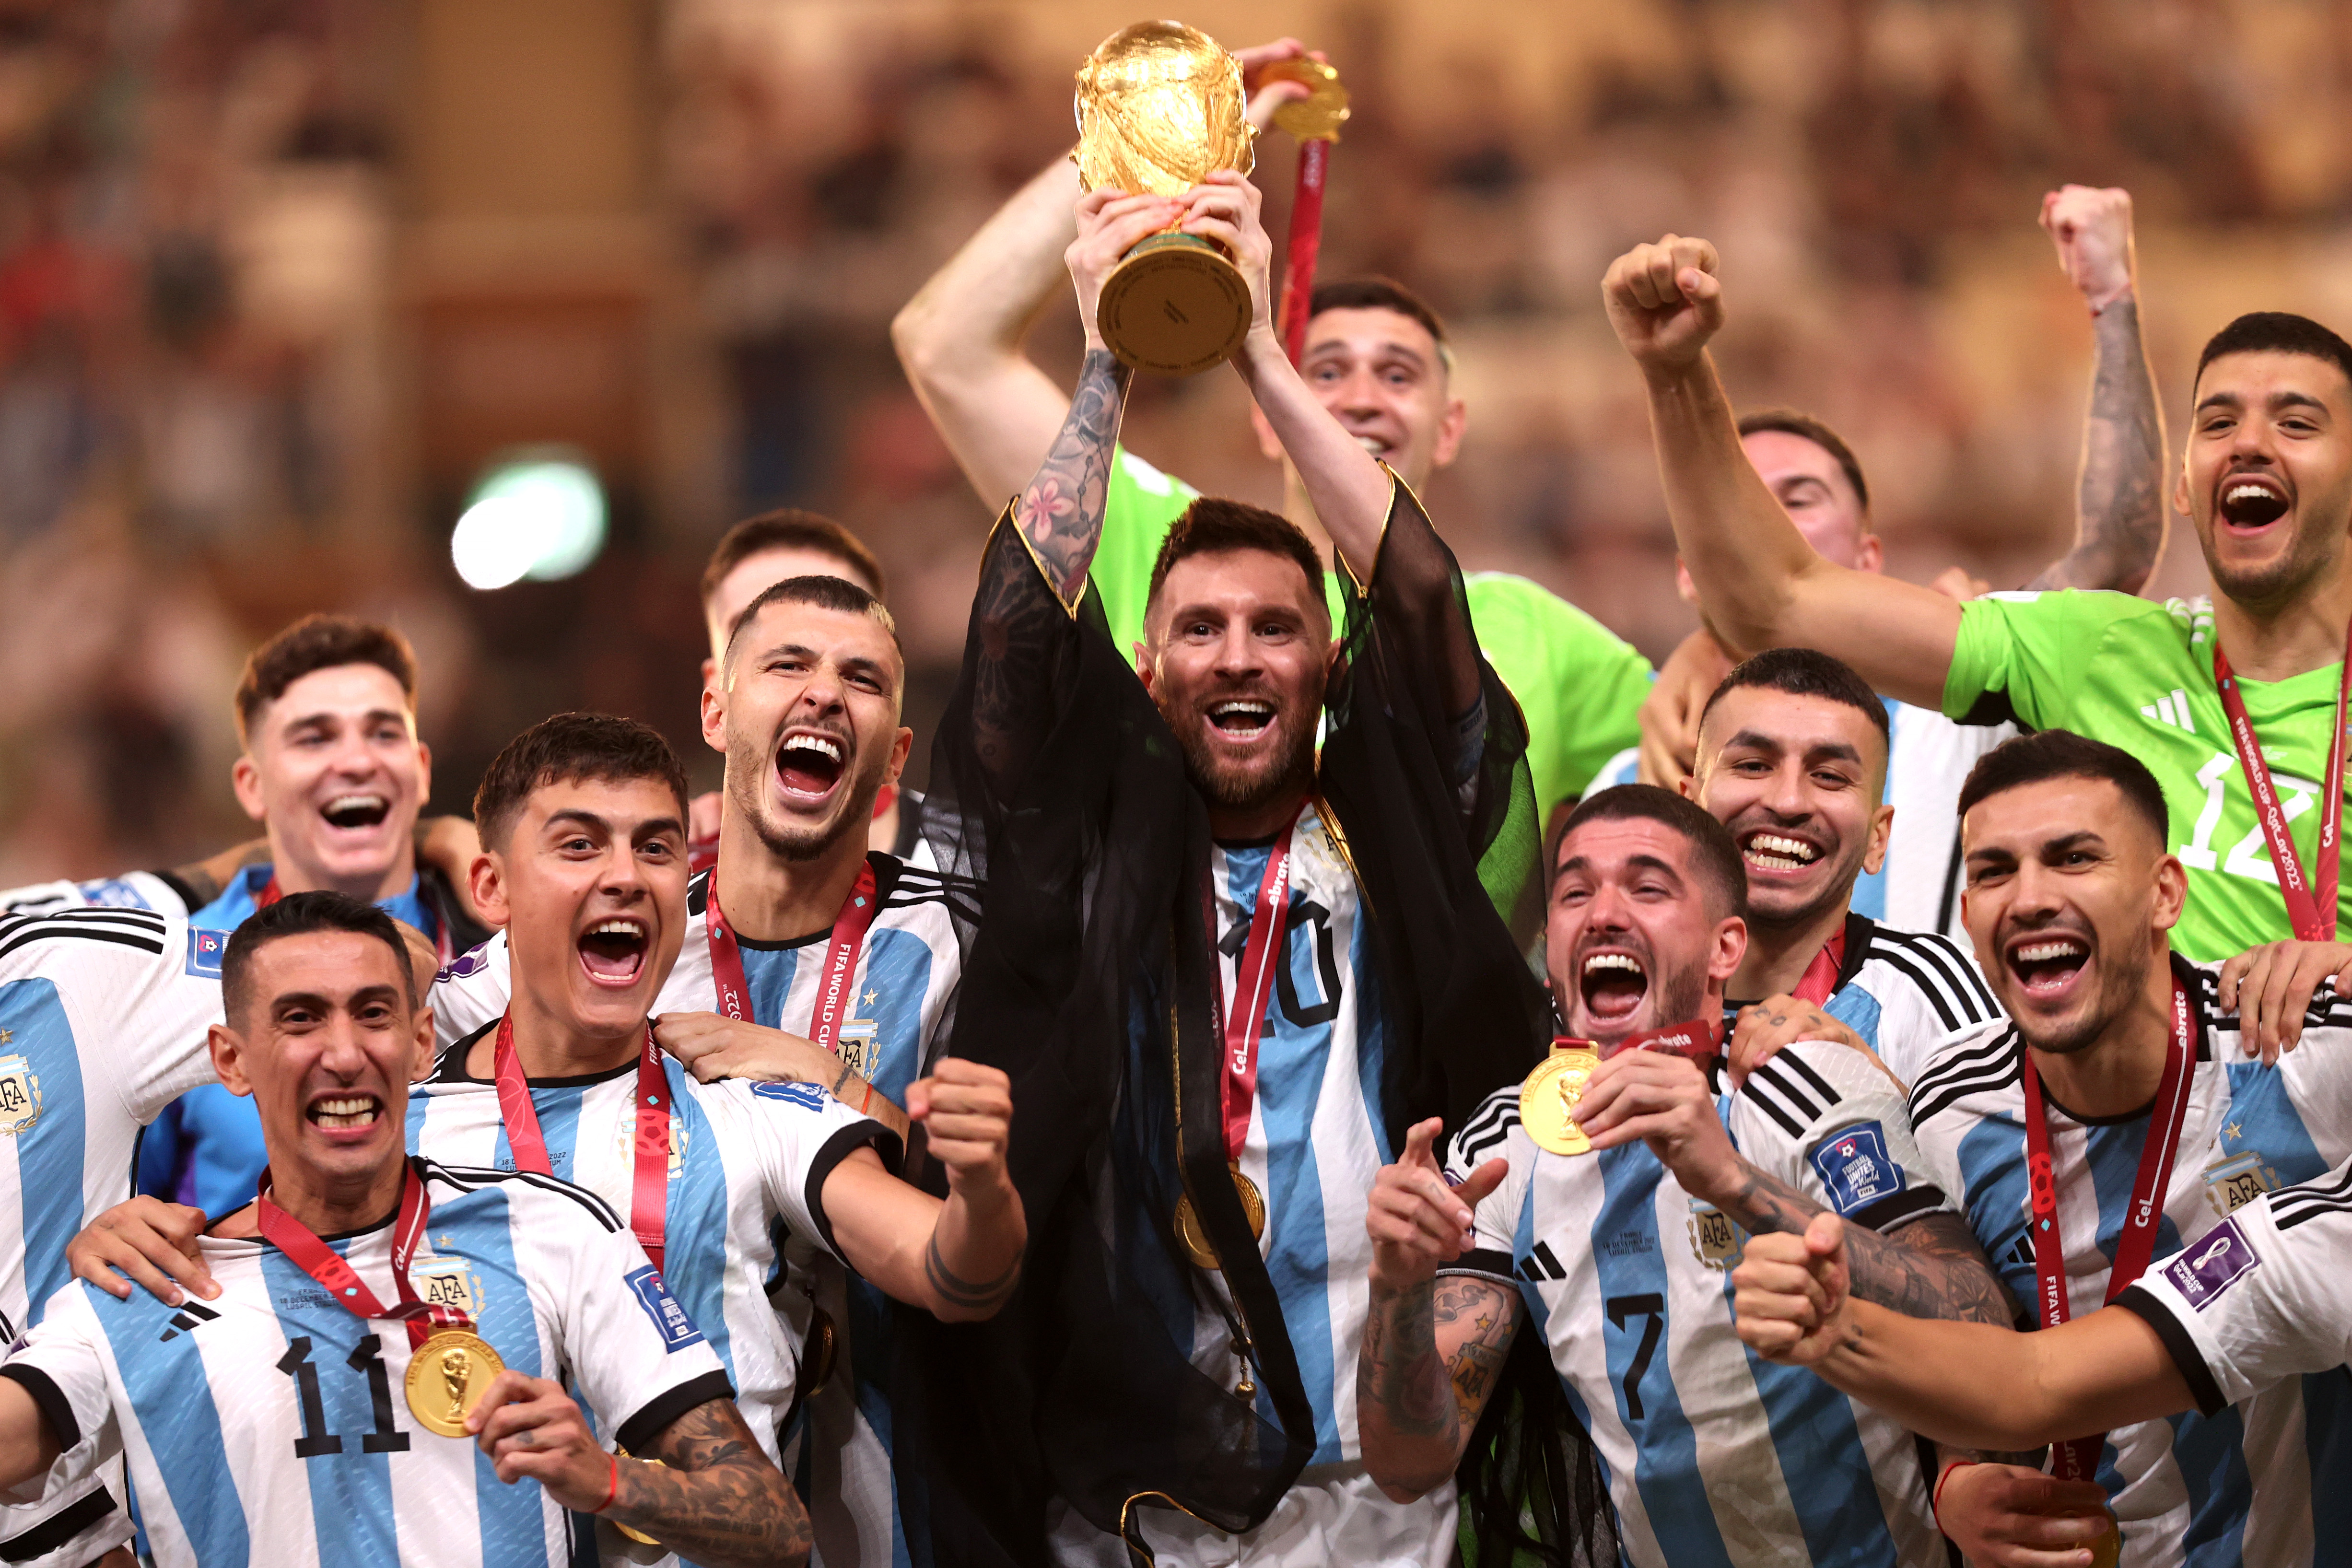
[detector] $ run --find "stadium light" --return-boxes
[449,451,607,591]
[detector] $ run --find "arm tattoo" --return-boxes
[1015,349,1133,604]
[1720,1158,2012,1326]
[924,1234,1021,1314]
[1359,1276,1516,1496]
[619,1397,812,1568]
[2029,294,2166,594]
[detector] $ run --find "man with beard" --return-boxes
[1358,784,2008,1567]
[1898,730,2352,1565]
[1691,649,2002,1084]
[1605,229,2352,963]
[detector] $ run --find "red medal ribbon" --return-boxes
[256,1159,469,1350]
[1218,817,1300,1162]
[1792,927,1848,1008]
[1560,1017,1725,1065]
[254,873,456,966]
[2020,973,2196,1481]
[1277,140,1330,367]
[492,1014,673,1276]
[704,860,880,1055]
[2212,623,2352,942]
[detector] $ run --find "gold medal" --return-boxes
[1173,1164,1267,1269]
[2085,1515,2120,1568]
[1521,1047,1600,1156]
[404,1329,505,1438]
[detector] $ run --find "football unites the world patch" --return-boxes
[186,927,227,979]
[750,1080,829,1112]
[626,1264,706,1351]
[1807,1123,1907,1216]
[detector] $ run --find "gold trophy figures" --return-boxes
[1072,22,1257,375]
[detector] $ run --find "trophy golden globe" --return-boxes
[1073,22,1257,375]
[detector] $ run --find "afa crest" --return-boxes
[2203,1150,2279,1217]
[0,1055,39,1135]
[1687,1199,1746,1269]
[411,1255,484,1319]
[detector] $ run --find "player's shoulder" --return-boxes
[1450,1082,1531,1170]
[873,854,982,924]
[1587,747,1640,794]
[423,1157,625,1235]
[0,905,182,977]
[1850,918,2001,1029]
[1906,1018,2025,1129]
[2264,1159,2352,1235]
[1736,1040,1905,1138]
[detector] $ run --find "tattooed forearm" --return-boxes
[2028,293,2166,594]
[1015,348,1133,603]
[1358,1275,1519,1501]
[620,1398,811,1568]
[1369,1281,1451,1439]
[1720,1159,2011,1325]
[924,1233,1021,1316]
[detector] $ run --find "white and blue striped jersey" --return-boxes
[0,1157,733,1567]
[1444,1040,1953,1568]
[1724,913,2002,1088]
[2120,1159,2352,1475]
[0,907,222,1566]
[428,854,966,1568]
[0,871,192,921]
[1591,700,2015,942]
[1908,955,2352,1568]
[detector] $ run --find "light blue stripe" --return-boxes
[658,1067,735,1394]
[855,930,935,1100]
[440,1182,546,1565]
[740,943,807,1037]
[1822,987,1883,1055]
[1737,1298,1899,1564]
[256,1246,401,1568]
[93,1287,250,1562]
[498,1082,585,1183]
[2169,1402,2250,1567]
[4,980,87,1317]
[1514,1186,1631,1567]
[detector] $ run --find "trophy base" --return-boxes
[1097,234,1252,376]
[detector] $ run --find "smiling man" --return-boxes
[6,889,811,1566]
[1686,649,2001,1085]
[1606,232,2352,961]
[1903,730,2352,1565]
[1356,784,2006,1567]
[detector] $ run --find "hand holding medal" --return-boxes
[1519,1019,1723,1158]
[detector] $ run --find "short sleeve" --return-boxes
[2277,1007,2352,1159]
[724,1080,901,1269]
[97,923,227,1125]
[548,1205,735,1457]
[1942,590,2141,731]
[1463,573,1651,815]
[0,1288,118,1503]
[1089,446,1200,661]
[1441,1089,1531,1282]
[1731,1041,1950,1234]
[428,936,512,1052]
[2113,1168,2352,1416]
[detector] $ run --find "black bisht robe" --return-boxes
[891,477,1550,1567]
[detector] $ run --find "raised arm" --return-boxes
[2026,186,2168,594]
[1602,238,1962,710]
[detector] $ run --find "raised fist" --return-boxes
[1175,171,1276,339]
[2040,186,2135,314]
[1602,235,1724,378]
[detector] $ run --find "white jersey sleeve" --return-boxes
[0,1287,120,1506]
[0,872,189,922]
[9,912,224,1123]
[1441,1086,1533,1281]
[428,933,512,1052]
[709,1079,901,1270]
[2116,1160,2352,1417]
[1730,1040,1950,1233]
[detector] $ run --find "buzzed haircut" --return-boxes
[724,574,905,672]
[700,508,885,605]
[472,712,690,851]
[1145,497,1328,625]
[1738,408,1872,517]
[1697,647,1891,749]
[1957,728,2171,848]
[222,889,414,1026]
[2195,312,2352,399]
[1553,784,1750,921]
[234,614,417,747]
[1309,276,1452,372]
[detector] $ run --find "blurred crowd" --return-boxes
[4,0,2352,882]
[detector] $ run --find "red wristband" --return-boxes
[1931,1459,1980,1536]
[595,1451,620,1515]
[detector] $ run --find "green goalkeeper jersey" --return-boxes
[1945,588,2350,960]
[1091,445,1652,821]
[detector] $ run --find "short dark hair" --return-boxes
[724,574,904,673]
[2194,312,2352,400]
[1698,647,1891,751]
[700,509,884,606]
[472,713,690,851]
[222,889,414,1026]
[1553,784,1750,921]
[1957,729,2170,848]
[234,615,418,747]
[1145,497,1327,625]
[1308,276,1451,371]
[1737,408,1871,516]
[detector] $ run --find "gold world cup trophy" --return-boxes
[1072,21,1257,376]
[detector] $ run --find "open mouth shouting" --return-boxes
[320,792,392,832]
[774,727,850,806]
[1579,948,1650,1027]
[1741,830,1824,877]
[1206,699,1277,744]
[2216,471,2292,533]
[578,916,650,988]
[2004,930,2092,1004]
[306,1091,384,1137]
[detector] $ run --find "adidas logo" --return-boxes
[1515,1241,1568,1283]
[2140,689,2197,734]
[158,1299,220,1343]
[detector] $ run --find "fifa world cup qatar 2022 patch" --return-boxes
[1807,1123,1906,1216]
[2161,1217,2261,1311]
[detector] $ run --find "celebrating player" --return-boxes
[892,39,1652,859]
[1605,223,2352,961]
[1682,648,2002,1084]
[1357,784,2007,1566]
[6,890,808,1566]
[1595,187,2167,940]
[78,712,1019,1568]
[1893,730,2352,1563]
